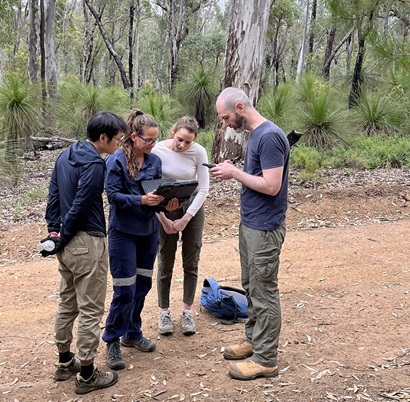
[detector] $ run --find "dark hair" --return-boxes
[123,109,158,180]
[168,116,199,139]
[86,111,128,142]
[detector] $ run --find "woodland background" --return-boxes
[0,0,409,188]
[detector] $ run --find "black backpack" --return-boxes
[200,278,248,323]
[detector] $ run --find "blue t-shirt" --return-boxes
[241,120,289,230]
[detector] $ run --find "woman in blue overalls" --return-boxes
[102,109,177,370]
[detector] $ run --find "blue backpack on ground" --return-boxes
[200,278,248,323]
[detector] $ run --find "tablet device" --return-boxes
[141,179,198,204]
[141,178,176,194]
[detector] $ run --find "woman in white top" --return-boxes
[152,116,209,336]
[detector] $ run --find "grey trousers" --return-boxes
[54,232,108,366]
[239,222,286,367]
[157,205,205,309]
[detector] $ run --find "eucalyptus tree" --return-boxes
[28,0,39,83]
[212,0,272,163]
[265,0,296,86]
[44,0,57,100]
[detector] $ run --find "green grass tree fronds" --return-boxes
[351,91,405,137]
[296,74,348,149]
[257,83,292,132]
[136,92,174,139]
[0,74,42,184]
[56,81,129,139]
[174,65,219,129]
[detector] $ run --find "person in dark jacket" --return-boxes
[103,109,178,370]
[43,111,128,395]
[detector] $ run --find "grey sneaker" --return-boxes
[75,366,118,395]
[120,336,156,352]
[181,310,196,335]
[106,341,125,370]
[54,354,81,381]
[158,311,174,335]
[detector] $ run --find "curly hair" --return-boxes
[168,116,199,139]
[122,109,158,180]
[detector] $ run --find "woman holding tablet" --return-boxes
[102,109,177,371]
[152,116,210,336]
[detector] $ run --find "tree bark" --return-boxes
[212,0,272,163]
[296,0,310,79]
[322,25,355,80]
[306,0,317,71]
[28,0,39,83]
[128,0,135,103]
[44,0,57,100]
[322,25,336,80]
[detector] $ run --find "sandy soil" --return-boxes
[0,152,409,401]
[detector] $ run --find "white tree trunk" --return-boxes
[213,0,272,163]
[28,0,39,83]
[44,0,57,99]
[296,0,310,79]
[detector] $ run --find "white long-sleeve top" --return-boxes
[152,140,209,217]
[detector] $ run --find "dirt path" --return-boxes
[1,219,410,402]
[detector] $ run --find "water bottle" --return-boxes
[37,239,56,252]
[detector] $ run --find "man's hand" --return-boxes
[210,160,238,180]
[39,235,63,257]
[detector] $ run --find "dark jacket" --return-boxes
[45,141,106,245]
[105,149,162,236]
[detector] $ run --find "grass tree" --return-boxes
[174,65,219,129]
[136,92,174,139]
[257,83,292,132]
[351,90,405,137]
[0,74,42,184]
[56,82,129,138]
[296,74,348,149]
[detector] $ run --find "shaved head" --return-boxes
[217,87,252,111]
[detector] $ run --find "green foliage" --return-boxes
[258,84,292,132]
[351,91,405,136]
[136,92,174,139]
[56,81,129,139]
[22,186,49,204]
[295,74,348,149]
[179,34,225,71]
[328,136,410,169]
[290,145,322,171]
[174,65,219,129]
[296,136,410,171]
[196,130,215,160]
[0,74,42,176]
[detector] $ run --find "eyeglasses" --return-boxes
[137,134,159,145]
[113,135,124,142]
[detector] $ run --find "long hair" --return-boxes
[168,116,199,139]
[122,109,158,180]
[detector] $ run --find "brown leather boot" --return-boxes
[223,342,253,360]
[229,360,278,380]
